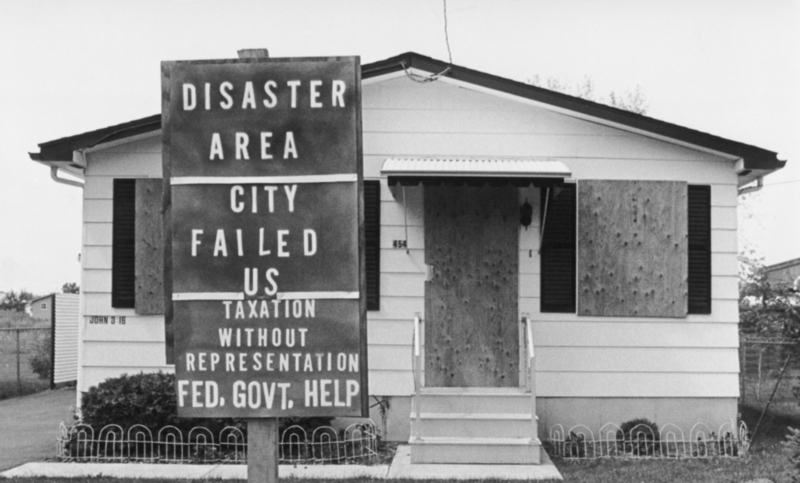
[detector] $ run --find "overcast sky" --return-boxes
[1,0,798,295]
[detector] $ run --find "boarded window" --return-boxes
[540,184,576,313]
[112,178,165,313]
[364,180,381,311]
[688,185,711,314]
[577,180,688,318]
[112,179,136,308]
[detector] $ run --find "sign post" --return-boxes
[161,55,366,482]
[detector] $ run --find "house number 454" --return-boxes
[393,240,407,249]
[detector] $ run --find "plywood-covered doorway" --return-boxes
[424,185,519,387]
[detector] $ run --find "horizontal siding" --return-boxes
[363,106,631,136]
[367,297,424,321]
[537,373,739,397]
[84,293,136,316]
[363,77,531,111]
[83,341,166,367]
[364,132,728,164]
[532,322,738,347]
[368,319,413,346]
[83,315,166,342]
[381,250,425,273]
[84,223,113,246]
[381,226,423,248]
[83,270,112,293]
[86,153,162,177]
[84,199,114,222]
[535,347,738,373]
[522,298,739,324]
[54,294,80,384]
[369,345,411,371]
[368,370,413,396]
[83,247,112,270]
[711,206,737,230]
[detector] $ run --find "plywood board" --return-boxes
[135,179,165,315]
[424,186,519,387]
[578,180,688,317]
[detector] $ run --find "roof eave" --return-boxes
[29,52,786,175]
[364,53,786,174]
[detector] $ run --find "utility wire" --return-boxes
[402,0,453,83]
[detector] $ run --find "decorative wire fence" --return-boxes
[0,327,50,399]
[56,420,378,465]
[547,421,749,460]
[739,337,800,411]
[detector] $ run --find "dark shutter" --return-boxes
[364,180,381,311]
[688,185,712,314]
[540,184,576,313]
[112,179,136,308]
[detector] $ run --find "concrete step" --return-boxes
[417,388,533,414]
[409,436,542,465]
[410,412,535,438]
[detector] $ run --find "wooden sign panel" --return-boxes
[162,56,366,418]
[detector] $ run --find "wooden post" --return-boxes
[16,329,21,392]
[248,419,279,483]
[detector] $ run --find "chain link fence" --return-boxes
[0,327,51,399]
[739,338,800,415]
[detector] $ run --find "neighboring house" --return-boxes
[29,294,54,322]
[764,257,800,291]
[29,52,786,465]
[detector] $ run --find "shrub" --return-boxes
[79,372,332,438]
[80,371,237,434]
[785,426,800,481]
[29,333,51,380]
[616,418,660,456]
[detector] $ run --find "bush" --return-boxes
[616,418,660,456]
[80,372,332,438]
[29,333,51,381]
[80,372,238,434]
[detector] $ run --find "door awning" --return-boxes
[381,158,571,187]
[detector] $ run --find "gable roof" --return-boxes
[30,52,785,182]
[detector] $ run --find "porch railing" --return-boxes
[522,313,539,442]
[411,313,423,441]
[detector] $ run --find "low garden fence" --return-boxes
[56,420,378,465]
[547,421,749,460]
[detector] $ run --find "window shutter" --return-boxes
[540,184,576,313]
[112,179,136,308]
[688,185,712,314]
[364,180,381,311]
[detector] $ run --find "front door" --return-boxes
[424,185,519,387]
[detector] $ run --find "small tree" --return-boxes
[1,290,34,312]
[62,283,80,294]
[527,75,648,115]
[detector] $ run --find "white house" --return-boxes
[30,52,785,465]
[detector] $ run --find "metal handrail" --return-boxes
[412,313,423,441]
[522,313,538,442]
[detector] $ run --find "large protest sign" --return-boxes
[161,56,366,419]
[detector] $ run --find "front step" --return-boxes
[410,437,542,465]
[410,412,534,438]
[409,388,541,465]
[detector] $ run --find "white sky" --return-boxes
[1,0,798,295]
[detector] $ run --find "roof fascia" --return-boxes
[83,129,162,155]
[364,53,784,172]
